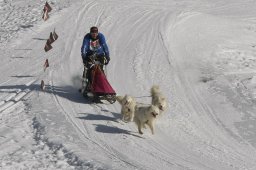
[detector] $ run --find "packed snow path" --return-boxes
[1,0,256,169]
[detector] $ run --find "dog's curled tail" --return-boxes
[151,85,160,96]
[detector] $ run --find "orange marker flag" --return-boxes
[52,29,58,41]
[41,80,45,91]
[42,10,49,21]
[43,59,49,72]
[48,32,54,44]
[44,40,52,52]
[44,2,52,13]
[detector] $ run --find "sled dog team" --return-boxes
[116,85,167,135]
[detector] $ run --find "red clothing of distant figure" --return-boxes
[91,66,116,95]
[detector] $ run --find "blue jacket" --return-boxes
[81,33,109,62]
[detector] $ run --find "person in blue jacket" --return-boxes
[81,26,110,92]
[81,26,110,65]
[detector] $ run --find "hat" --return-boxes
[90,26,98,33]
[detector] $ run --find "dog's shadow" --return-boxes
[77,113,143,138]
[77,113,119,123]
[94,124,144,138]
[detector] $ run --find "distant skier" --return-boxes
[81,26,110,93]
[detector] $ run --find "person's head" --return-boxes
[90,26,98,40]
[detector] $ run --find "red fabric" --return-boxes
[91,66,116,94]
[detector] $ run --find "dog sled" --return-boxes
[80,54,116,104]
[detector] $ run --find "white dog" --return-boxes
[116,95,136,122]
[133,104,160,135]
[151,85,167,114]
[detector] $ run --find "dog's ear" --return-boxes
[148,105,154,111]
[161,97,166,101]
[116,95,124,104]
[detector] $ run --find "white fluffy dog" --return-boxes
[133,105,160,135]
[151,85,167,114]
[116,95,136,122]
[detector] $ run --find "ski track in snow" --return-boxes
[168,10,256,169]
[1,0,256,169]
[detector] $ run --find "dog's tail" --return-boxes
[116,95,124,104]
[150,85,160,96]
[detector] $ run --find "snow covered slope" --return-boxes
[1,0,256,169]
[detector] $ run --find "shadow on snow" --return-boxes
[77,113,119,123]
[0,83,90,104]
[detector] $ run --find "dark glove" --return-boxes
[83,56,91,65]
[83,59,87,65]
[82,55,87,64]
[105,57,110,65]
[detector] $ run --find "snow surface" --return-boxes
[1,0,256,169]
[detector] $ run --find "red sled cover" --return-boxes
[91,66,116,95]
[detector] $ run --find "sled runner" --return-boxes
[80,54,116,104]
